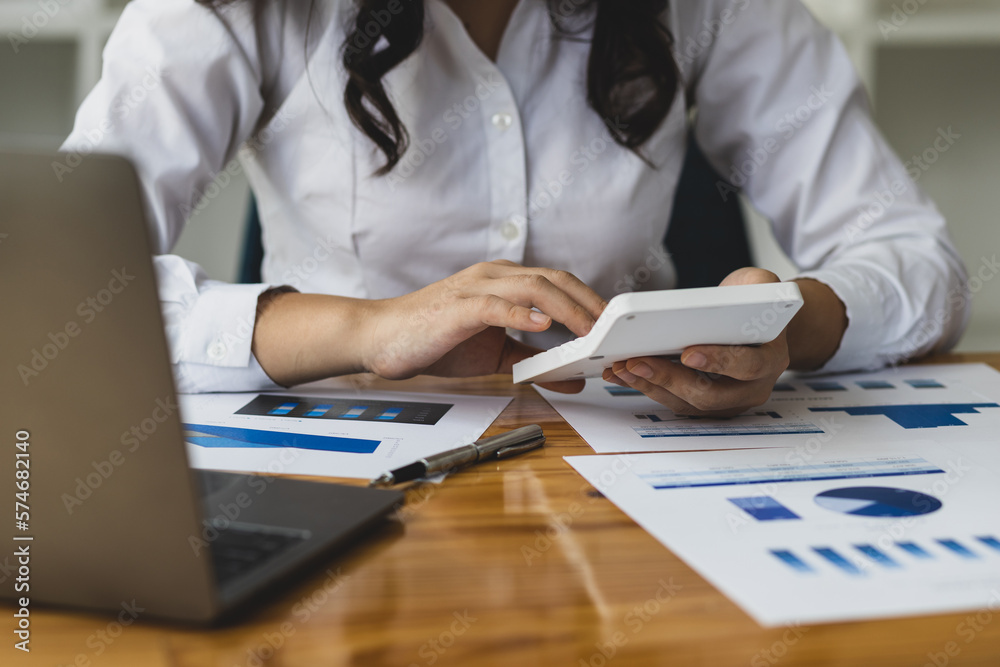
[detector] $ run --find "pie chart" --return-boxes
[814,486,943,517]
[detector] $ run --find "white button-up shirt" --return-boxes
[63,0,969,392]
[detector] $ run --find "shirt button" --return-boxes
[491,112,513,130]
[501,220,520,240]
[207,340,227,361]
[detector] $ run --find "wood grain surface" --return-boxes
[10,353,1000,667]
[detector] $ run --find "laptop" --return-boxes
[0,152,404,623]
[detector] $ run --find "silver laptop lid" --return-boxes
[0,152,218,621]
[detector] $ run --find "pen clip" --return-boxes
[494,436,546,460]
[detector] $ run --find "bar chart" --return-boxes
[235,394,453,425]
[183,423,381,454]
[771,536,1000,576]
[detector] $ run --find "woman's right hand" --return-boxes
[252,261,606,391]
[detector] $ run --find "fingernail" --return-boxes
[684,352,707,369]
[631,362,652,379]
[616,369,637,384]
[529,311,550,325]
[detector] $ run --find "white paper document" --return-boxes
[566,442,1000,626]
[180,385,511,479]
[541,363,1000,453]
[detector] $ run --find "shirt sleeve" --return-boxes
[60,0,282,392]
[677,0,970,372]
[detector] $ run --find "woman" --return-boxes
[62,0,968,416]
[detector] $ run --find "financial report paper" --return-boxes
[180,382,510,479]
[567,441,1000,626]
[541,363,1000,453]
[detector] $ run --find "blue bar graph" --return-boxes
[777,538,999,578]
[857,380,894,390]
[896,541,934,559]
[938,539,980,559]
[771,550,814,573]
[729,496,801,521]
[814,547,866,576]
[237,394,453,425]
[855,544,901,568]
[907,379,945,389]
[806,381,847,391]
[976,536,1000,553]
[605,386,643,396]
[184,423,380,454]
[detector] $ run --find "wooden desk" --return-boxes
[16,354,1000,667]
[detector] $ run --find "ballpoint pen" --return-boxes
[368,424,546,487]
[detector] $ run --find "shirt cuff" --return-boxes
[174,281,272,367]
[174,353,281,394]
[793,268,888,374]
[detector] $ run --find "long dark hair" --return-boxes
[199,0,678,175]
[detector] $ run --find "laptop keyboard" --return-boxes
[210,523,308,586]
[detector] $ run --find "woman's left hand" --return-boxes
[602,267,791,418]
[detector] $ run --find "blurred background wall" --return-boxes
[0,0,996,352]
